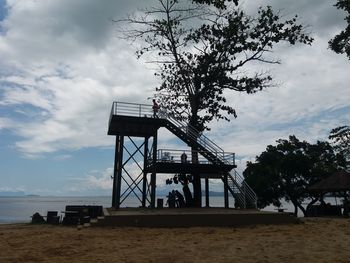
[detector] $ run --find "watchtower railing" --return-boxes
[111,101,154,118]
[150,149,235,166]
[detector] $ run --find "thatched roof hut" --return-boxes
[309,170,350,193]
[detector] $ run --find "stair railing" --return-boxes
[229,170,257,208]
[158,107,234,166]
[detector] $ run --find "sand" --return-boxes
[0,218,349,263]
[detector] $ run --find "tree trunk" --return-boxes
[183,184,193,207]
[189,101,202,207]
[293,204,298,217]
[291,199,299,217]
[290,198,306,217]
[297,202,307,217]
[305,196,320,217]
[191,148,202,207]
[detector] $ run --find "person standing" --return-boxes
[175,190,186,208]
[152,99,160,117]
[181,152,187,163]
[166,191,176,208]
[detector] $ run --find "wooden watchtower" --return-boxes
[108,101,257,209]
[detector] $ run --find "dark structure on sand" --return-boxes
[309,170,350,193]
[308,170,350,217]
[107,101,257,210]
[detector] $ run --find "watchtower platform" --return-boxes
[108,101,257,210]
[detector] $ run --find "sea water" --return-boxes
[0,195,341,224]
[1,195,234,223]
[0,196,111,224]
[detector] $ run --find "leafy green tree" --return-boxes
[118,0,313,206]
[329,125,350,169]
[244,136,345,216]
[329,0,350,58]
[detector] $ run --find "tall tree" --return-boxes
[118,0,313,206]
[329,0,350,58]
[244,136,345,216]
[329,125,350,169]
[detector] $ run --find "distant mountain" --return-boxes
[206,191,224,196]
[158,189,224,197]
[0,191,26,197]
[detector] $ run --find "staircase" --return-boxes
[158,108,257,209]
[227,170,257,209]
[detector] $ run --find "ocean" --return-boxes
[0,195,341,224]
[0,196,112,224]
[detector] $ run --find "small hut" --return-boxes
[309,170,350,216]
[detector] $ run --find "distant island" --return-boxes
[0,191,26,197]
[0,191,40,197]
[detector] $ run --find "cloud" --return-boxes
[2,0,137,62]
[70,161,145,193]
[52,154,72,161]
[242,0,346,36]
[0,116,14,130]
[0,0,159,156]
[85,167,114,191]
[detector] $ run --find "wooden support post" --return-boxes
[115,135,124,209]
[150,132,157,208]
[205,177,209,207]
[142,137,149,207]
[112,135,119,208]
[224,173,229,209]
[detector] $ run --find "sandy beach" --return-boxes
[0,218,349,262]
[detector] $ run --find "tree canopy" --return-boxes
[118,0,313,132]
[244,135,346,216]
[329,125,350,169]
[329,0,350,59]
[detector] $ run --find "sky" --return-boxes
[0,0,349,197]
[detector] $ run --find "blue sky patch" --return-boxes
[0,0,7,21]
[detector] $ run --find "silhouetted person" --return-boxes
[31,212,45,224]
[181,152,187,163]
[152,99,160,117]
[166,191,176,208]
[175,190,185,208]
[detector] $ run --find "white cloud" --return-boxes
[70,161,146,193]
[85,167,114,190]
[0,117,14,130]
[0,0,159,156]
